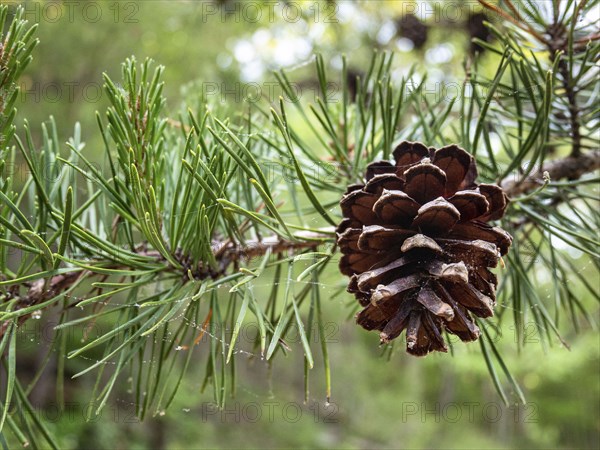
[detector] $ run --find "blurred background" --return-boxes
[2,1,599,448]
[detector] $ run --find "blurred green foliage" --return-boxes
[2,1,598,448]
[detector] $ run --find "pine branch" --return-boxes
[502,149,600,197]
[546,22,582,157]
[480,0,598,158]
[0,232,328,339]
[35,146,593,342]
[0,272,81,336]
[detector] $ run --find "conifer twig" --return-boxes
[502,149,600,197]
[0,233,330,338]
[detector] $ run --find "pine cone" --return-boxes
[395,14,428,50]
[467,12,493,54]
[337,141,512,356]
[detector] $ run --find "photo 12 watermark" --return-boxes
[200,400,338,423]
[17,81,104,104]
[20,1,139,24]
[4,401,141,424]
[199,1,338,24]
[401,401,539,424]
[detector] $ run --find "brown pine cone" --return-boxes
[395,14,428,50]
[337,141,512,356]
[467,12,493,54]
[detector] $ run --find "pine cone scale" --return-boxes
[358,225,414,252]
[403,163,447,203]
[416,285,454,321]
[411,198,461,232]
[431,144,476,194]
[373,189,419,223]
[448,190,489,221]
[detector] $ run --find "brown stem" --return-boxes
[0,271,82,337]
[481,0,588,157]
[501,149,600,197]
[0,232,331,337]
[477,0,546,42]
[559,59,582,157]
[548,38,582,157]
